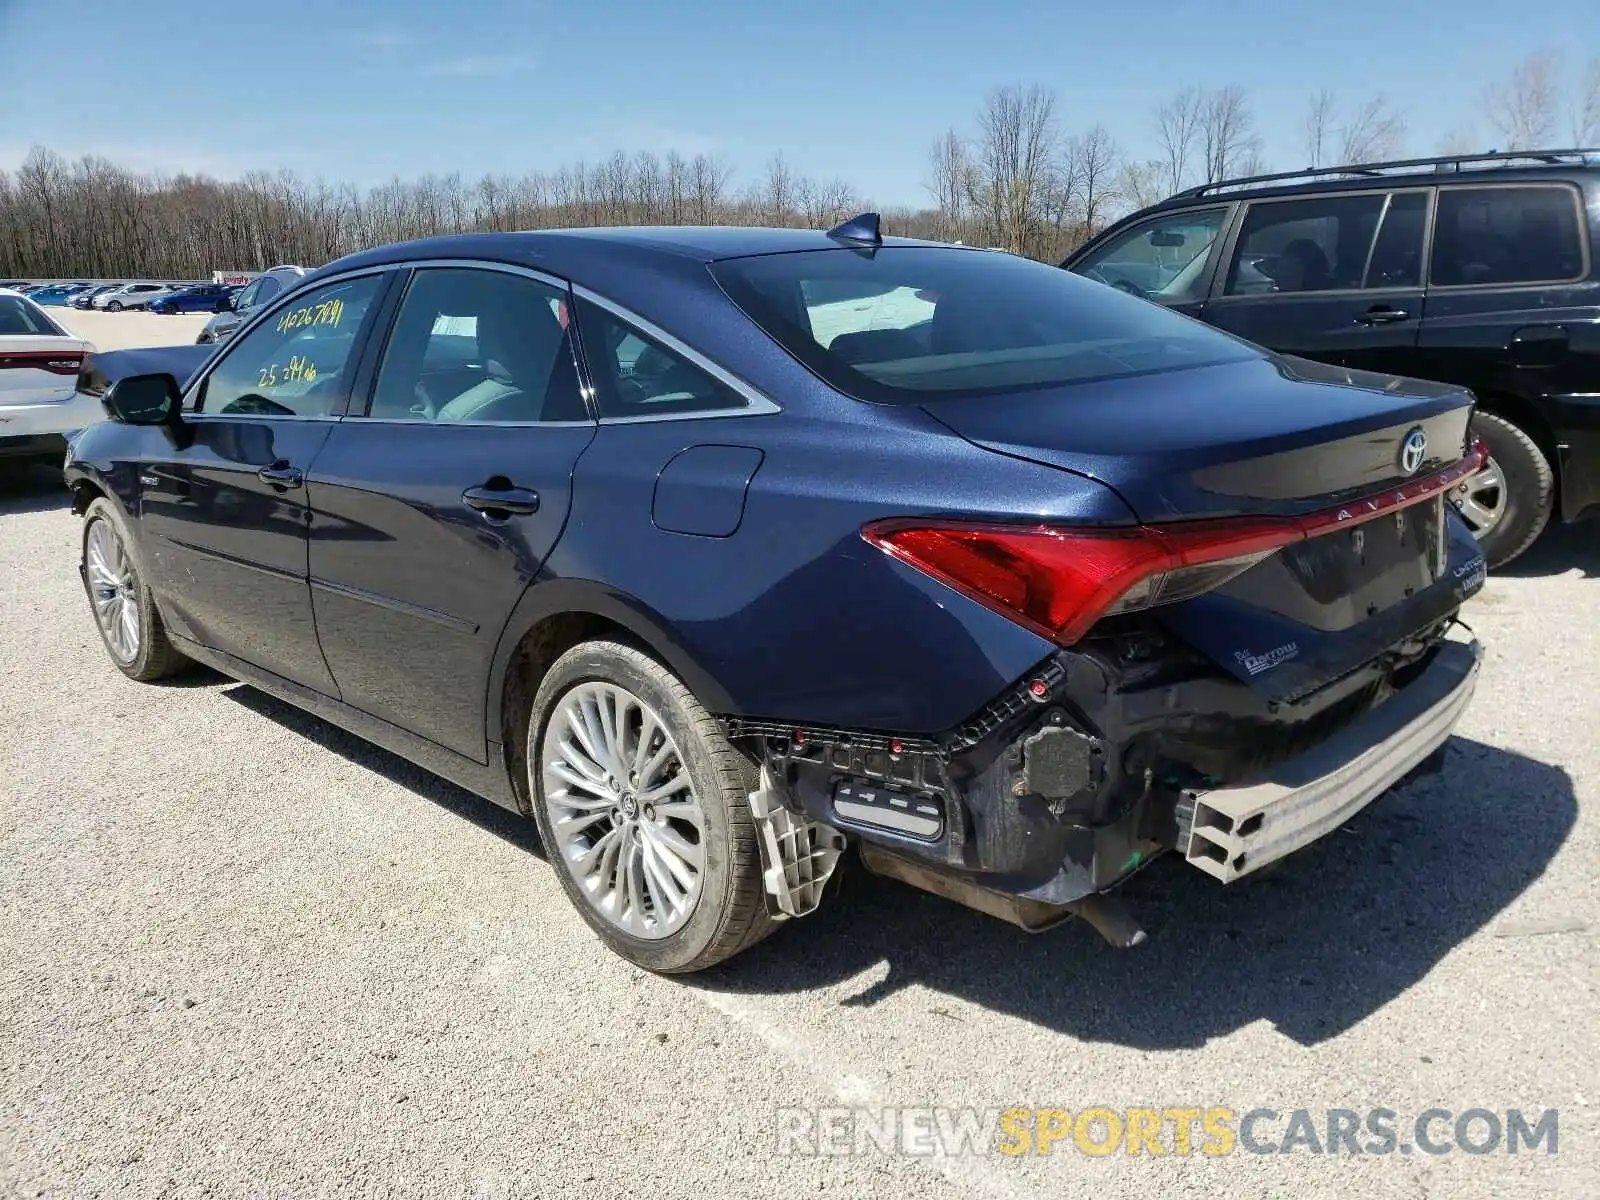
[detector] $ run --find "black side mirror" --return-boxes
[102,373,183,426]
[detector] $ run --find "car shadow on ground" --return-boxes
[208,673,1572,1050]
[218,682,545,857]
[698,737,1576,1048]
[1495,520,1600,579]
[0,465,70,515]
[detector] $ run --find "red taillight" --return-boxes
[864,518,1299,645]
[0,351,84,376]
[865,445,1490,646]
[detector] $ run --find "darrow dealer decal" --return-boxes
[1234,641,1300,676]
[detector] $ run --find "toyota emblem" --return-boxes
[1400,427,1427,475]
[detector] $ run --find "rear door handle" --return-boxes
[461,485,540,515]
[1355,308,1410,325]
[257,463,303,488]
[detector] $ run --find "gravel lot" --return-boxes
[2,314,1596,1198]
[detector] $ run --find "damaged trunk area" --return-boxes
[726,499,1485,945]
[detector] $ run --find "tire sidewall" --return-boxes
[81,498,160,679]
[527,641,740,973]
[1469,412,1552,568]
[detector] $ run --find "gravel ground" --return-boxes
[51,309,211,351]
[1,321,1596,1197]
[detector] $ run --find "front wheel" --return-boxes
[106,300,122,312]
[81,498,189,682]
[528,639,774,973]
[1453,411,1554,569]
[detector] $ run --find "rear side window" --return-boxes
[1224,194,1386,295]
[711,246,1256,404]
[1430,186,1585,287]
[573,296,749,419]
[0,296,63,336]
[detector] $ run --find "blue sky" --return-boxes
[1,0,1593,206]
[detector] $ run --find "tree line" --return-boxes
[2,49,1596,278]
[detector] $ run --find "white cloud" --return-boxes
[425,54,535,78]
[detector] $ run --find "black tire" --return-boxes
[527,639,775,973]
[1465,411,1554,569]
[81,498,189,682]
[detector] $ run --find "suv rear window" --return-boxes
[1430,186,1586,286]
[710,247,1256,403]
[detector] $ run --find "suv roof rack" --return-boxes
[1173,148,1600,199]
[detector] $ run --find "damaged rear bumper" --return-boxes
[1176,634,1480,882]
[730,620,1481,927]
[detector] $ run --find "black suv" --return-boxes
[1063,149,1600,568]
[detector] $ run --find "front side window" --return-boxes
[1072,208,1229,304]
[711,246,1257,404]
[254,277,284,307]
[232,279,262,310]
[368,268,586,423]
[198,274,382,417]
[1224,193,1386,296]
[1430,186,1585,287]
[573,296,749,419]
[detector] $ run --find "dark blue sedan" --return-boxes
[149,283,236,314]
[62,218,1488,971]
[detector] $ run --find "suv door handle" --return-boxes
[462,485,540,515]
[257,462,303,488]
[1355,307,1410,325]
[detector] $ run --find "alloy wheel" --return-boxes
[85,518,141,663]
[1450,457,1506,540]
[540,681,707,940]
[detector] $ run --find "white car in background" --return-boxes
[0,288,96,470]
[90,282,172,311]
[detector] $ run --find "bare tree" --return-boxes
[1303,89,1336,167]
[1070,125,1121,240]
[924,129,971,242]
[1199,85,1260,183]
[1437,126,1480,156]
[973,84,1060,255]
[1572,56,1600,145]
[1154,86,1203,193]
[1117,159,1167,210]
[1485,50,1561,149]
[797,177,858,229]
[1338,95,1406,164]
[759,152,798,226]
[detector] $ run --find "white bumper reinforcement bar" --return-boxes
[1176,635,1482,884]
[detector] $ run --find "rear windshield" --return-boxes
[709,246,1257,403]
[0,296,63,336]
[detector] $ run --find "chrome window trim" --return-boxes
[572,284,782,421]
[1426,181,1592,290]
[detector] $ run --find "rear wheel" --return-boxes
[81,498,188,682]
[527,639,774,973]
[1453,411,1554,569]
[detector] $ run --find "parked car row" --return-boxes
[1,280,245,314]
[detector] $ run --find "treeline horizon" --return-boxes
[3,50,1594,278]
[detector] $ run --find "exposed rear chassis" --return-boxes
[727,628,1480,940]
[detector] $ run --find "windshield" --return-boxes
[710,246,1256,404]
